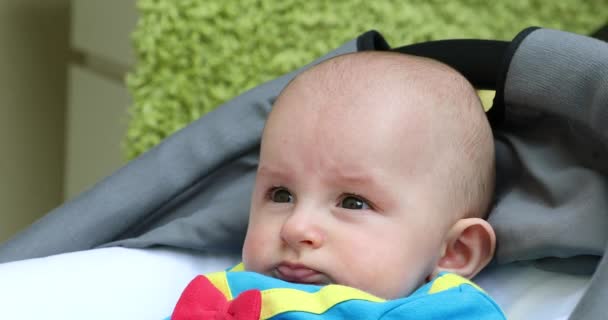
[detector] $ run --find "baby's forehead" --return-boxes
[271,51,482,145]
[301,52,463,88]
[289,53,472,110]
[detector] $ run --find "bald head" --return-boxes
[266,51,495,220]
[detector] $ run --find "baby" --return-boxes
[169,51,503,319]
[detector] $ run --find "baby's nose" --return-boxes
[279,210,324,250]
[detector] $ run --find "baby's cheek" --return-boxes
[242,232,268,272]
[352,256,422,299]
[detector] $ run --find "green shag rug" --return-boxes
[125,0,606,159]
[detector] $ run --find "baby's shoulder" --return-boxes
[395,272,505,319]
[414,272,485,296]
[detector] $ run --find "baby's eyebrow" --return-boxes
[258,164,383,190]
[257,165,290,180]
[328,170,384,190]
[332,173,375,186]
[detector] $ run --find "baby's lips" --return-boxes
[276,264,319,279]
[274,262,332,284]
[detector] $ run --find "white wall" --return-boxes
[0,0,70,242]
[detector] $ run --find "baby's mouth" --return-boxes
[273,262,329,285]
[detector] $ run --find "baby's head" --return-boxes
[242,51,496,299]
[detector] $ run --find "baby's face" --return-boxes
[242,76,453,299]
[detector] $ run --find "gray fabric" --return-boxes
[491,120,608,262]
[504,29,608,144]
[487,28,608,320]
[0,39,359,263]
[489,28,608,264]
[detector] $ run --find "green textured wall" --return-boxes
[126,0,606,159]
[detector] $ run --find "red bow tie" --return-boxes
[172,275,262,320]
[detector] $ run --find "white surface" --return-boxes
[0,248,590,320]
[0,247,239,320]
[474,261,590,320]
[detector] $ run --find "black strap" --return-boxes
[356,28,541,126]
[489,26,539,126]
[591,23,608,42]
[356,30,391,51]
[391,39,509,90]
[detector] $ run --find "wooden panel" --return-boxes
[71,0,138,67]
[0,0,69,242]
[64,64,130,200]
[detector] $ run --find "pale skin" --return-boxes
[242,52,496,300]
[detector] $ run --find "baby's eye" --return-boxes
[340,195,371,210]
[269,187,294,203]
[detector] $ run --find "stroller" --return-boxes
[1,26,607,320]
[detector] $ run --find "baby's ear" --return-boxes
[430,218,496,280]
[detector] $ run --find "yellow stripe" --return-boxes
[428,273,484,294]
[206,271,233,300]
[477,89,495,111]
[260,285,385,319]
[228,262,245,271]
